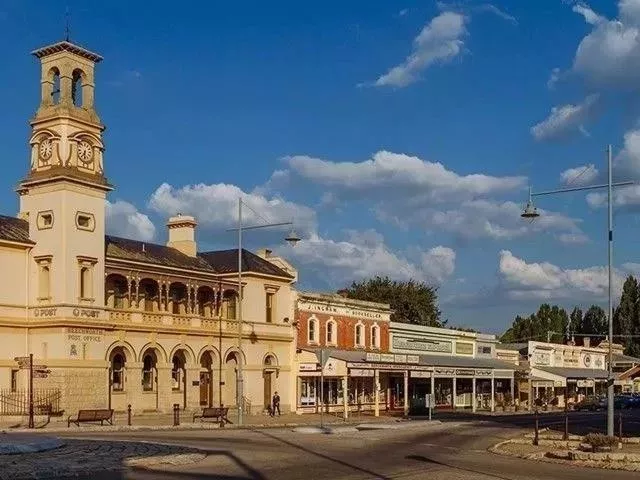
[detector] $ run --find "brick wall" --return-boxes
[296,310,389,352]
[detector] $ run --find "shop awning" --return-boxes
[535,367,609,380]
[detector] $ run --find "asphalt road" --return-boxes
[57,413,640,480]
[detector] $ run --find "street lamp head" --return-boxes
[521,201,540,219]
[285,229,301,247]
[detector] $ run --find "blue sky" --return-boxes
[3,0,640,333]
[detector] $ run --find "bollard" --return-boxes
[533,409,539,446]
[563,412,569,441]
[127,404,132,426]
[619,411,623,446]
[219,403,225,428]
[173,403,180,426]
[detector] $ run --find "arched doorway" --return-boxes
[171,350,187,409]
[224,352,239,407]
[199,351,215,407]
[107,346,131,411]
[141,348,159,410]
[263,355,278,412]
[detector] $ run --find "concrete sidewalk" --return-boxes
[1,410,409,434]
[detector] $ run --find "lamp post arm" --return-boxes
[531,181,634,197]
[226,221,293,232]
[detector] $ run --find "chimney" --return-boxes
[166,214,197,257]
[583,337,590,348]
[256,248,272,259]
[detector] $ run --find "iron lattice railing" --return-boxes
[0,389,62,415]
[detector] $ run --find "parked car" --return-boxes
[574,395,607,411]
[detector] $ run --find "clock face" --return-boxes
[39,139,53,162]
[77,141,94,165]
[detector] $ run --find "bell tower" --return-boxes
[18,40,111,309]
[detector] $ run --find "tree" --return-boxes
[340,276,442,327]
[577,305,608,343]
[613,275,640,357]
[569,307,582,339]
[500,304,568,344]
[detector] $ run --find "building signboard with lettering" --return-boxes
[392,336,452,354]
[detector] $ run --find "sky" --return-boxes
[3,0,640,334]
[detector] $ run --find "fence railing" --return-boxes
[0,389,62,415]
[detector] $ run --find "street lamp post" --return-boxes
[521,145,633,437]
[229,198,300,426]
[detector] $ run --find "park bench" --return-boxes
[68,408,114,427]
[193,407,230,424]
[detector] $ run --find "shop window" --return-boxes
[299,378,317,406]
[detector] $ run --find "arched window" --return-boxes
[308,318,318,343]
[371,325,380,349]
[355,324,364,348]
[111,353,125,391]
[142,352,157,391]
[50,67,61,104]
[326,319,337,345]
[172,353,185,391]
[72,69,83,107]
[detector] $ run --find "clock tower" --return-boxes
[18,40,111,308]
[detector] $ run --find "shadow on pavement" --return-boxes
[256,429,393,480]
[405,454,513,480]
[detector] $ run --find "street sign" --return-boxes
[31,365,47,370]
[316,349,330,369]
[14,356,30,363]
[33,372,49,378]
[34,369,51,375]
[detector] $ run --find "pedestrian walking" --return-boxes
[272,391,281,416]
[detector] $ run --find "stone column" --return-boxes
[342,375,348,420]
[156,364,173,413]
[403,370,409,417]
[126,362,143,415]
[127,277,132,308]
[472,377,477,413]
[491,371,496,413]
[374,369,380,417]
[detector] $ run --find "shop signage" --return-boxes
[577,379,595,388]
[298,300,388,320]
[349,369,374,377]
[392,336,452,354]
[582,354,592,368]
[299,363,318,372]
[455,369,475,376]
[411,371,432,378]
[365,353,420,364]
[455,343,474,356]
[533,351,551,366]
[348,362,431,371]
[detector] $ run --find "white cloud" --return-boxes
[371,11,467,88]
[285,150,525,203]
[530,94,600,141]
[148,182,317,236]
[586,184,640,208]
[547,67,562,89]
[477,4,518,25]
[572,3,605,25]
[284,229,455,286]
[375,199,586,242]
[557,232,590,244]
[569,1,640,87]
[106,200,156,241]
[560,164,599,186]
[497,250,625,300]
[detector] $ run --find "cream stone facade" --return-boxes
[0,40,298,418]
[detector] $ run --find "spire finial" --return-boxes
[64,7,71,42]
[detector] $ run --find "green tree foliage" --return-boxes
[340,276,442,327]
[613,276,640,357]
[578,305,608,343]
[569,307,583,338]
[500,304,569,343]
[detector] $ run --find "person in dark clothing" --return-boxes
[272,392,281,416]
